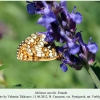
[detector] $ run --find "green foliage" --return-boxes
[91,61,100,81]
[85,62,100,88]
[0,65,9,71]
[10,84,36,88]
[0,1,100,88]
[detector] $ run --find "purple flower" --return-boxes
[37,15,54,30]
[26,1,98,72]
[70,6,82,24]
[37,2,57,30]
[87,37,98,54]
[26,1,46,15]
[26,2,36,14]
[62,50,83,70]
[60,1,68,17]
[60,63,68,72]
[44,32,55,42]
[76,32,98,64]
[67,41,80,55]
[60,1,82,28]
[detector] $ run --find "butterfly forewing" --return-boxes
[17,33,59,61]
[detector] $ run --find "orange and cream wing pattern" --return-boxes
[17,33,59,61]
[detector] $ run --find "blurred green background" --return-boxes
[0,1,100,88]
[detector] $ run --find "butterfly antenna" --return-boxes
[54,65,59,77]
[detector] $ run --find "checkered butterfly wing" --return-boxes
[17,33,59,61]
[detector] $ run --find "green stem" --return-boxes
[85,65,100,88]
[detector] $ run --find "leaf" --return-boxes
[90,61,100,80]
[0,65,9,71]
[85,61,100,88]
[10,83,36,88]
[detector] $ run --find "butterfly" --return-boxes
[17,33,61,61]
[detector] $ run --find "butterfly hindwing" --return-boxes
[17,33,58,61]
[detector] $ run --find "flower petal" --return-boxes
[54,1,59,8]
[27,3,36,14]
[60,1,68,16]
[70,12,82,24]
[37,15,54,29]
[88,53,95,64]
[63,50,70,59]
[44,32,54,42]
[87,42,98,54]
[60,63,68,72]
[68,41,80,55]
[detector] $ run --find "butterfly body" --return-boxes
[17,33,60,61]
